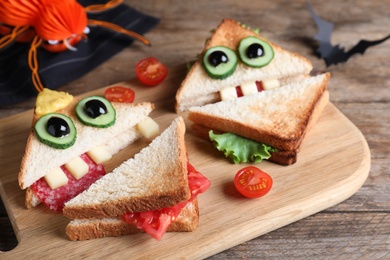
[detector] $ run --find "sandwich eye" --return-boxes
[238,36,274,68]
[75,96,116,128]
[202,46,238,79]
[34,113,77,149]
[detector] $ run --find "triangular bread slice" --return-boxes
[188,73,330,164]
[18,90,155,209]
[63,117,190,219]
[176,18,313,112]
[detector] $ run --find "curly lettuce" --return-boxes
[209,131,278,164]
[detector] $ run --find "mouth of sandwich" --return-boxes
[218,74,307,102]
[219,79,279,101]
[30,145,115,211]
[30,116,159,211]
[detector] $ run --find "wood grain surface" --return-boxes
[1,0,389,258]
[0,72,370,259]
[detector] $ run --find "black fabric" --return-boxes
[0,0,159,105]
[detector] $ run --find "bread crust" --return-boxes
[25,187,41,209]
[65,198,199,241]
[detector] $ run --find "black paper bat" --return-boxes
[307,2,390,66]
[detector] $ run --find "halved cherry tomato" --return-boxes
[135,57,168,86]
[234,166,273,198]
[104,86,135,103]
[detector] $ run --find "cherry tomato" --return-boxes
[234,166,273,198]
[104,86,135,103]
[135,57,168,86]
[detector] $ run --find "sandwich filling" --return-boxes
[30,153,107,211]
[122,162,210,240]
[208,131,277,164]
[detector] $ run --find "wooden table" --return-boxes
[1,0,389,258]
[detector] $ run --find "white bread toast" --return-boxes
[65,199,199,241]
[175,18,313,112]
[63,117,204,241]
[18,90,155,209]
[63,117,190,219]
[188,73,330,165]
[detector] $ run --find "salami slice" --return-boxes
[30,153,106,211]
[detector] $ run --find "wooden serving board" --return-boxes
[0,68,370,259]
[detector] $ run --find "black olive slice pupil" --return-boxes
[85,99,107,119]
[208,50,229,67]
[46,117,70,138]
[246,43,264,59]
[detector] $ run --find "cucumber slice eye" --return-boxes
[202,46,238,79]
[34,113,76,149]
[75,96,116,128]
[238,36,274,68]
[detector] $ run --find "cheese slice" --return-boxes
[137,117,160,139]
[44,167,68,189]
[65,157,89,180]
[87,146,112,165]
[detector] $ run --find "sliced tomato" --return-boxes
[187,162,211,198]
[122,162,210,240]
[135,57,168,86]
[123,207,178,240]
[104,86,135,103]
[234,166,273,198]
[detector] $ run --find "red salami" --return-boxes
[122,162,210,240]
[30,153,106,211]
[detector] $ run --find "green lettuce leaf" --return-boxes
[209,130,278,164]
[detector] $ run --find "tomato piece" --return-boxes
[123,207,176,240]
[234,166,273,198]
[104,86,135,103]
[135,57,168,86]
[122,162,210,240]
[187,162,211,198]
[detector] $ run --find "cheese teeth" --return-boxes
[44,167,68,190]
[262,79,280,90]
[44,145,113,190]
[137,116,160,140]
[219,79,280,101]
[220,86,238,101]
[240,82,258,96]
[87,146,112,165]
[65,157,90,180]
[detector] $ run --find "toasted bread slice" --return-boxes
[19,100,154,190]
[176,18,313,112]
[63,117,190,219]
[188,73,330,164]
[191,87,329,165]
[65,199,199,241]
